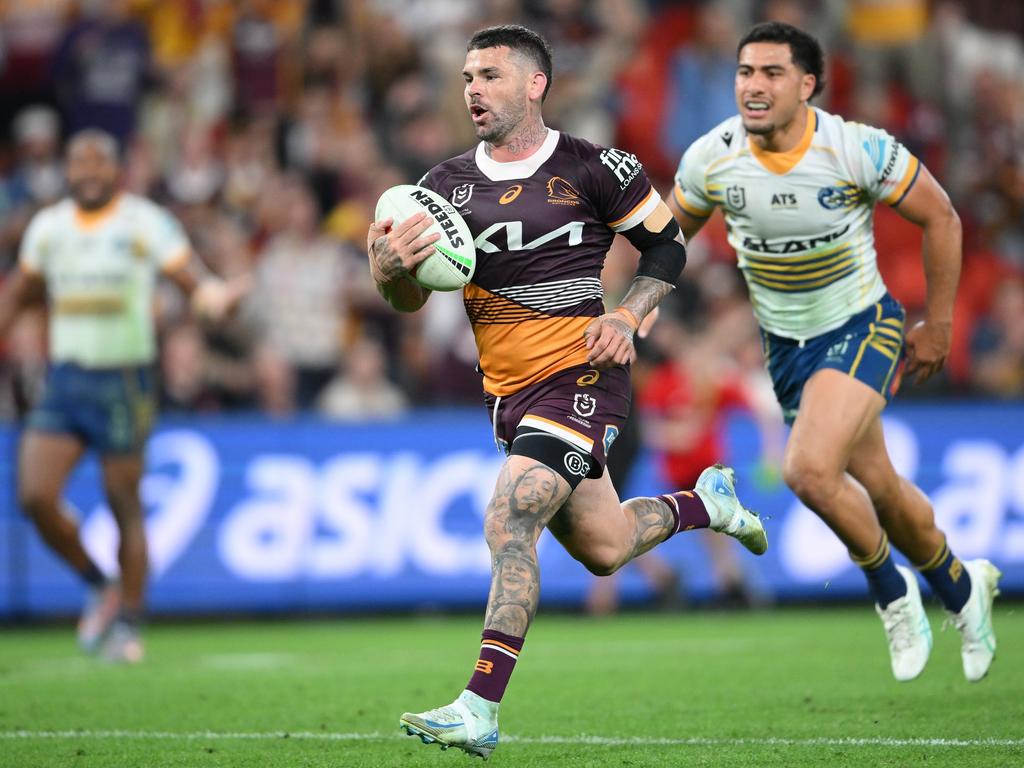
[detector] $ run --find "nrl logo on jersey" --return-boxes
[726,185,746,210]
[451,184,474,207]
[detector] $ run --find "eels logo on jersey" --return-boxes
[817,182,863,210]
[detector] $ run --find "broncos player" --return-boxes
[366,24,766,759]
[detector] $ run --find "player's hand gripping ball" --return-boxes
[374,185,476,291]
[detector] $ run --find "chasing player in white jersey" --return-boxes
[0,130,247,662]
[668,22,999,682]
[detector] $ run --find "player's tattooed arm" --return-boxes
[483,461,570,636]
[365,213,437,312]
[584,276,673,369]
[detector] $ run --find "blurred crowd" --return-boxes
[0,0,1022,425]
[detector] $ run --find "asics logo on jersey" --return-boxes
[742,223,850,254]
[474,221,584,254]
[408,189,466,248]
[499,184,522,204]
[599,147,642,189]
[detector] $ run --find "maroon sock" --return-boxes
[657,490,711,536]
[465,629,524,703]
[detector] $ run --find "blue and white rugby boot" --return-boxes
[400,690,498,760]
[77,581,120,655]
[876,565,932,681]
[950,559,1001,682]
[695,464,768,555]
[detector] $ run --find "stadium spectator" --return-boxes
[249,178,353,410]
[969,275,1024,398]
[317,334,409,421]
[661,1,743,164]
[51,0,153,144]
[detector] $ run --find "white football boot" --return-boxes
[694,464,768,555]
[101,620,144,664]
[400,690,499,760]
[949,558,1001,682]
[875,565,932,681]
[77,581,121,654]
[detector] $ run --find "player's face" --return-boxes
[463,46,531,144]
[735,42,815,136]
[67,139,119,210]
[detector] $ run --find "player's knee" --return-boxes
[18,487,53,519]
[782,453,838,508]
[578,547,625,577]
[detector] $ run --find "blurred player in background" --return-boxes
[366,24,766,759]
[0,130,247,663]
[668,22,1000,682]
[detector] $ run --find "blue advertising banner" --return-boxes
[1,403,1022,618]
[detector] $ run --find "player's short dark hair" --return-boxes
[67,128,120,162]
[468,24,553,102]
[738,21,825,99]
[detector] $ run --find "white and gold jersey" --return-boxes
[19,193,191,367]
[673,107,920,340]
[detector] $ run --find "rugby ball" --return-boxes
[374,184,476,291]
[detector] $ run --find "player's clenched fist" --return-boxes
[584,310,638,368]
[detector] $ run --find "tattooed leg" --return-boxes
[482,456,572,636]
[620,496,677,560]
[547,469,680,576]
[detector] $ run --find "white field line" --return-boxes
[0,730,1020,748]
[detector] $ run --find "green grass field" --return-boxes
[1,607,1021,768]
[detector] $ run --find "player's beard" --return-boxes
[475,91,528,146]
[71,178,116,210]
[742,119,775,136]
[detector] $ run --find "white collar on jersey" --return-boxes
[474,129,560,181]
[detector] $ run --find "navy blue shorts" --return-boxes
[26,363,157,454]
[761,294,906,425]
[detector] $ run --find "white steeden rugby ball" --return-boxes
[374,184,476,291]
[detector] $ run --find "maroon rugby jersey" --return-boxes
[420,130,659,397]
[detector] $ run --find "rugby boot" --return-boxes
[949,559,1001,682]
[101,620,145,664]
[875,565,932,681]
[695,464,768,555]
[400,690,499,760]
[77,581,121,654]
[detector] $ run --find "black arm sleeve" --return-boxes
[620,217,687,285]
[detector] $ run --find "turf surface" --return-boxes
[1,607,1020,767]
